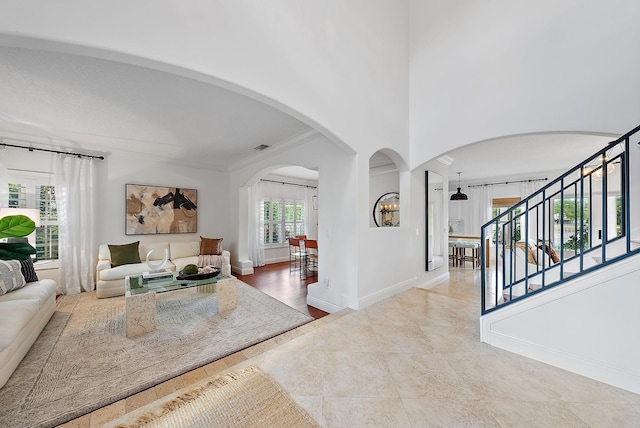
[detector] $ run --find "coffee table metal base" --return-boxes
[125,277,238,337]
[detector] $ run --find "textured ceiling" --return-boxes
[0,46,311,169]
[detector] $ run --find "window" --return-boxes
[553,197,589,251]
[7,178,58,260]
[262,199,304,246]
[491,197,521,243]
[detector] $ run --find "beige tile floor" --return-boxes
[61,267,640,427]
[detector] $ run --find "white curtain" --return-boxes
[469,185,492,237]
[55,155,96,294]
[304,186,318,239]
[0,149,8,207]
[248,181,265,267]
[521,180,544,244]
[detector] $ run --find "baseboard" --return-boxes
[232,264,254,275]
[489,331,640,395]
[265,256,289,264]
[417,271,449,290]
[357,276,417,309]
[306,294,344,314]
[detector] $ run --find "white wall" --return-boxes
[0,1,410,161]
[97,152,230,248]
[3,2,635,317]
[481,254,640,394]
[409,0,640,168]
[1,147,230,273]
[0,1,413,311]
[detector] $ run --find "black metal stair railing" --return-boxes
[481,124,640,314]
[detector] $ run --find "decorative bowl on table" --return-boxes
[176,266,221,280]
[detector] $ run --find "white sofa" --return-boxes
[0,278,57,388]
[96,241,231,298]
[499,242,560,298]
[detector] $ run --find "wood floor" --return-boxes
[235,261,329,320]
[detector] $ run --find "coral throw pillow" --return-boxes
[200,237,223,255]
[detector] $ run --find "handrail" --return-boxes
[481,125,640,314]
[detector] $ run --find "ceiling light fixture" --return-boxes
[450,172,468,201]
[582,154,616,180]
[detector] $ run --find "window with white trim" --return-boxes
[262,199,304,246]
[7,176,58,260]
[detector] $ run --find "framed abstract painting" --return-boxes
[125,184,197,235]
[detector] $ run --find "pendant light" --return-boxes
[450,172,468,201]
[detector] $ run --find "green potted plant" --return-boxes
[0,214,37,260]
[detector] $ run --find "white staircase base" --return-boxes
[481,254,640,394]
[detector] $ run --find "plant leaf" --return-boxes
[0,242,37,260]
[0,215,36,239]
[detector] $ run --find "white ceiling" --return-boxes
[0,46,617,185]
[0,46,312,170]
[269,166,318,181]
[442,133,617,186]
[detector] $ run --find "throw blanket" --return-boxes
[198,254,225,269]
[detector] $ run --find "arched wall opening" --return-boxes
[437,132,618,239]
[369,151,400,228]
[228,133,358,314]
[242,165,319,269]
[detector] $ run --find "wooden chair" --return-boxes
[288,238,305,273]
[303,239,318,277]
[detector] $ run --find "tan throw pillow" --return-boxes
[108,241,141,267]
[515,241,537,265]
[200,237,223,255]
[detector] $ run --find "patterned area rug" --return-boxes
[106,366,319,428]
[0,282,312,428]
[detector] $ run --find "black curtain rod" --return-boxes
[261,178,317,189]
[0,141,105,160]
[467,177,548,188]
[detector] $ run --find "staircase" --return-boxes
[478,124,640,394]
[480,124,640,314]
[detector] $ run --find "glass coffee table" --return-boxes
[124,271,237,337]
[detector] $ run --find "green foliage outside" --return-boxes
[554,198,589,223]
[555,198,589,250]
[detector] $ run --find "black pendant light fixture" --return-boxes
[450,172,468,201]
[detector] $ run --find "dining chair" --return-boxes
[288,238,305,273]
[294,235,307,251]
[303,239,318,277]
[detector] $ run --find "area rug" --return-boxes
[0,281,313,428]
[107,366,319,428]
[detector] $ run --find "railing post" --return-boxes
[624,138,631,253]
[601,153,608,264]
[560,177,565,280]
[579,174,585,271]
